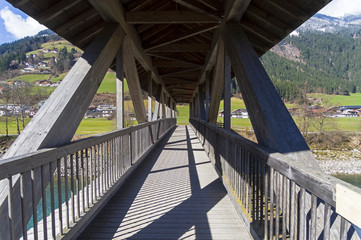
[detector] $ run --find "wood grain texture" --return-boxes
[0,24,125,240]
[221,22,320,169]
[78,126,252,240]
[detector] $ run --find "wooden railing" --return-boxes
[0,118,176,240]
[190,118,361,240]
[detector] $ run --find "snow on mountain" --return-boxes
[295,13,361,34]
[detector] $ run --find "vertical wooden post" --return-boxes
[205,71,210,121]
[116,47,124,129]
[160,88,165,119]
[221,22,320,168]
[0,24,126,239]
[208,40,225,124]
[147,72,152,121]
[152,85,162,121]
[123,37,147,123]
[199,85,206,121]
[224,55,231,130]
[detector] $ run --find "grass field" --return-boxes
[308,93,361,106]
[97,72,129,94]
[9,74,51,83]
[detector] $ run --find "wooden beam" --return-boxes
[123,37,147,123]
[116,48,124,129]
[198,84,206,120]
[152,85,162,121]
[55,8,98,34]
[125,11,220,24]
[160,68,201,78]
[171,0,221,17]
[152,59,201,68]
[163,78,197,84]
[205,71,210,120]
[148,53,202,66]
[222,22,320,169]
[208,39,225,124]
[224,0,251,22]
[146,43,210,53]
[89,0,176,104]
[145,24,219,51]
[36,0,82,23]
[0,24,125,239]
[192,0,252,100]
[147,72,152,121]
[224,55,231,130]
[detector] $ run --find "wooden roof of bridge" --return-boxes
[6,0,332,103]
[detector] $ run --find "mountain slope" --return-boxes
[261,15,361,101]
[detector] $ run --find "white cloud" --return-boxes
[0,6,46,39]
[319,0,361,17]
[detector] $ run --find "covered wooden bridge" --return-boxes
[1,0,361,239]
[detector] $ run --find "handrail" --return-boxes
[0,118,176,240]
[190,118,361,240]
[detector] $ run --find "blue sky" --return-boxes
[0,0,46,45]
[1,0,361,45]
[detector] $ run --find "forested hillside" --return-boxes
[261,21,361,102]
[0,29,61,74]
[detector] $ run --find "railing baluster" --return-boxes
[31,169,38,240]
[90,146,94,205]
[8,177,15,240]
[299,188,305,240]
[340,217,347,240]
[275,172,280,240]
[282,176,287,240]
[57,158,63,235]
[311,194,317,240]
[290,181,296,240]
[81,149,85,214]
[41,165,47,240]
[64,156,70,230]
[324,202,331,240]
[50,162,56,239]
[20,173,28,240]
[264,164,269,240]
[269,167,274,240]
[76,152,80,219]
[70,153,75,224]
[97,144,100,198]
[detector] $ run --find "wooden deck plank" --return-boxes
[78,126,252,240]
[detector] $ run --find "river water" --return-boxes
[335,174,361,188]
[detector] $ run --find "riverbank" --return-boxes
[313,149,361,175]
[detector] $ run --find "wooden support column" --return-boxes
[160,89,165,119]
[208,39,225,124]
[116,47,124,129]
[221,22,320,169]
[199,85,206,121]
[224,55,231,130]
[147,72,152,121]
[152,85,162,121]
[195,93,201,119]
[0,24,126,239]
[123,37,147,123]
[205,72,210,120]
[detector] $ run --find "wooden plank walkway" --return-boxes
[78,125,252,240]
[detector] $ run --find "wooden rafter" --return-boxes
[153,59,201,68]
[36,0,83,23]
[146,43,210,52]
[55,8,98,34]
[125,11,220,24]
[148,53,202,66]
[145,24,219,51]
[171,0,221,17]
[88,0,176,103]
